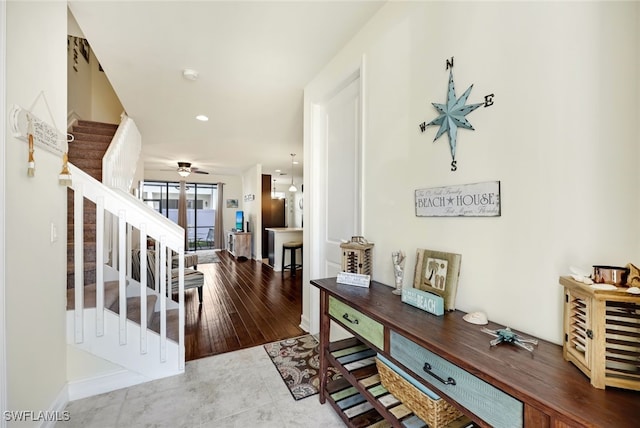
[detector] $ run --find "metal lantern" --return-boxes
[340,236,374,275]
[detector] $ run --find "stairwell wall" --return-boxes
[5,1,68,424]
[67,8,123,126]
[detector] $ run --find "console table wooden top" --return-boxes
[311,277,640,428]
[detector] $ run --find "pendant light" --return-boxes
[288,153,297,192]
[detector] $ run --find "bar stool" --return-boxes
[282,241,303,276]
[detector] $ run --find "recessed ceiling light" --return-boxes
[275,169,281,173]
[182,69,199,81]
[293,161,299,165]
[195,115,208,122]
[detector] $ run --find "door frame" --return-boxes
[1,1,8,424]
[301,55,366,334]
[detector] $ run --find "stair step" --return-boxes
[67,281,119,310]
[75,120,118,131]
[67,268,96,288]
[68,148,108,162]
[67,242,97,261]
[70,132,113,145]
[149,308,180,343]
[110,294,158,326]
[72,125,117,137]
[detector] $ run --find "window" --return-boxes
[142,181,218,251]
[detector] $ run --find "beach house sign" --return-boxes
[415,181,500,217]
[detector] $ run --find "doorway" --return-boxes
[304,63,364,334]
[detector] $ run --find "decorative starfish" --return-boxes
[426,70,483,162]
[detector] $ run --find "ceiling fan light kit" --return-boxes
[177,161,191,177]
[176,161,210,177]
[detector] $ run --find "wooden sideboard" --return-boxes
[226,231,251,259]
[312,278,640,428]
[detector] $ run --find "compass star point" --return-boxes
[423,71,482,164]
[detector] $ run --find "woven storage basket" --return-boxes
[376,358,462,428]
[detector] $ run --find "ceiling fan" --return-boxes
[177,161,209,177]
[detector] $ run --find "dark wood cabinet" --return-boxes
[261,174,285,258]
[312,278,640,428]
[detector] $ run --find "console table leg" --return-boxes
[319,290,330,404]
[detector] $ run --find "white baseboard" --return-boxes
[67,369,149,401]
[299,314,310,333]
[40,384,69,428]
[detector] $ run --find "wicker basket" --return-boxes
[376,358,462,428]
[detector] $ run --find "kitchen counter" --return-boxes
[265,228,303,271]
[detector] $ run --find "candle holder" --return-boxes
[391,251,406,295]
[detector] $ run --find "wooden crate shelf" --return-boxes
[561,276,640,390]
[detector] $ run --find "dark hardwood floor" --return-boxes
[184,249,305,361]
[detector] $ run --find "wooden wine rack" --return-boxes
[561,276,640,390]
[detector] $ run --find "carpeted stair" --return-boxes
[67,120,118,288]
[66,281,179,342]
[66,119,179,344]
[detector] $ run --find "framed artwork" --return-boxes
[413,248,462,311]
[226,199,238,208]
[79,38,90,63]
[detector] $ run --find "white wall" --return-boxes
[67,17,91,122]
[143,169,243,246]
[90,49,123,124]
[67,7,123,125]
[304,1,639,343]
[5,1,68,423]
[242,165,262,259]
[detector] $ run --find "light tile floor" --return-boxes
[57,345,347,428]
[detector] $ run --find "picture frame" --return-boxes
[79,38,90,63]
[226,199,238,208]
[413,248,462,311]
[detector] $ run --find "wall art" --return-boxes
[415,181,500,217]
[419,56,494,171]
[413,248,462,311]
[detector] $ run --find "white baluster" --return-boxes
[159,237,167,363]
[74,183,84,344]
[118,210,127,345]
[139,224,148,354]
[96,196,105,336]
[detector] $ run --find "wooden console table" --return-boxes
[312,278,639,428]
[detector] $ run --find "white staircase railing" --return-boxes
[102,113,141,192]
[68,163,185,378]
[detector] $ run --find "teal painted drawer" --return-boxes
[390,331,523,428]
[329,296,384,350]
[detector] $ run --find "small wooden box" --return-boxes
[340,236,373,276]
[561,276,640,390]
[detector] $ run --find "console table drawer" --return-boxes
[390,331,523,428]
[329,296,384,349]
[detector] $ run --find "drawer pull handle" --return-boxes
[342,313,359,324]
[423,362,456,386]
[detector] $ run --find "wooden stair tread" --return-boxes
[66,280,119,310]
[150,308,180,342]
[75,119,118,130]
[108,294,158,326]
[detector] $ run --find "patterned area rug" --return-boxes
[195,250,221,265]
[264,334,342,400]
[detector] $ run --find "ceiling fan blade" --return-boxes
[193,170,209,174]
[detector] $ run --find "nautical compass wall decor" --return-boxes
[419,57,494,171]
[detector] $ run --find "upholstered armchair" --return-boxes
[132,249,205,304]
